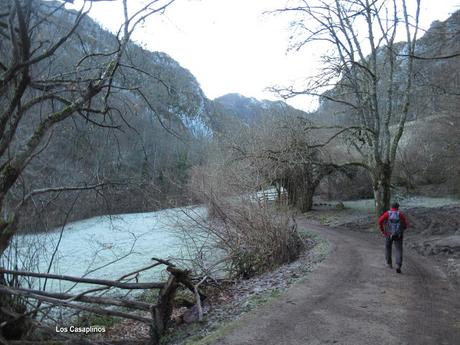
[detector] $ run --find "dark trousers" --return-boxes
[385,235,403,268]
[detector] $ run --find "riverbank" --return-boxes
[162,196,460,344]
[100,229,330,344]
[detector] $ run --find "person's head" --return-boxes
[391,202,400,209]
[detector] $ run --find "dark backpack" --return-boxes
[388,210,403,237]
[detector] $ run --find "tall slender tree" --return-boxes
[274,0,421,216]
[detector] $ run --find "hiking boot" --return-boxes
[396,268,402,274]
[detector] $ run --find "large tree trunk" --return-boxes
[373,163,392,217]
[295,185,315,213]
[283,174,316,213]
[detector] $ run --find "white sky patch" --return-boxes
[68,0,459,111]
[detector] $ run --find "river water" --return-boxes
[3,189,280,294]
[3,206,206,293]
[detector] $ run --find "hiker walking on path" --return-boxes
[378,202,408,273]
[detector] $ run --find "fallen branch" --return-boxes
[8,287,155,311]
[117,261,164,281]
[150,257,174,266]
[71,261,167,299]
[0,269,165,289]
[167,266,206,301]
[0,286,152,324]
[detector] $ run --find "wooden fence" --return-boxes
[0,258,204,345]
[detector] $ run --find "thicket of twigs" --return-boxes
[180,149,304,279]
[209,199,302,278]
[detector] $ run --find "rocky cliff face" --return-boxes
[408,10,460,120]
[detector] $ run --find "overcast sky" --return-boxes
[69,0,459,111]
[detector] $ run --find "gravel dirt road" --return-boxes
[211,218,460,345]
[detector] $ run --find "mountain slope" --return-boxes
[212,93,310,128]
[314,10,460,199]
[10,1,213,231]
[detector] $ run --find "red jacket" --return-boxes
[378,208,408,237]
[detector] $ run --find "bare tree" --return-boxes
[0,0,176,255]
[230,113,337,212]
[273,0,421,215]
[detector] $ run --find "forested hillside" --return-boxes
[4,3,460,233]
[313,10,460,200]
[6,2,317,233]
[4,1,213,232]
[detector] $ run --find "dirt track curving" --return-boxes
[211,218,460,345]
